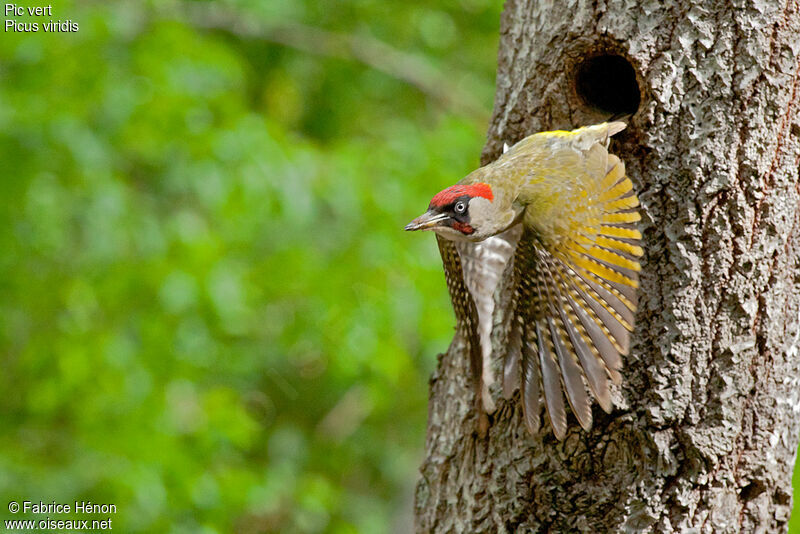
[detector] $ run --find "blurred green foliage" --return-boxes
[0,0,501,531]
[2,1,800,533]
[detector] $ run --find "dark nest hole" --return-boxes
[575,55,641,116]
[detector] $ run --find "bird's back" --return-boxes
[487,122,627,244]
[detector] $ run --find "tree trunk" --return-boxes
[414,0,800,532]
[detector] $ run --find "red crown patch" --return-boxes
[430,183,493,208]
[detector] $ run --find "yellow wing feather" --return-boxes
[602,212,641,224]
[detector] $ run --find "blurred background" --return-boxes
[0,1,798,533]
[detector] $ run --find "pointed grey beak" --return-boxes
[404,211,449,231]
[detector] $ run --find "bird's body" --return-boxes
[406,122,642,439]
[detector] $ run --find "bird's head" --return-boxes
[405,182,498,242]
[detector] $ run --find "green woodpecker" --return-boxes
[405,122,642,440]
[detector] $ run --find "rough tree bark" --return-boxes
[415,0,800,532]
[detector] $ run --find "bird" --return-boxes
[405,122,642,440]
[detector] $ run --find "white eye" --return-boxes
[454,201,467,214]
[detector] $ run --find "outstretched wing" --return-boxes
[436,235,482,400]
[437,229,521,414]
[507,149,642,440]
[455,227,521,413]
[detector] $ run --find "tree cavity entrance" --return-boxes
[575,55,640,116]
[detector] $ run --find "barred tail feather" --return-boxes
[550,316,592,431]
[521,333,541,435]
[536,321,567,440]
